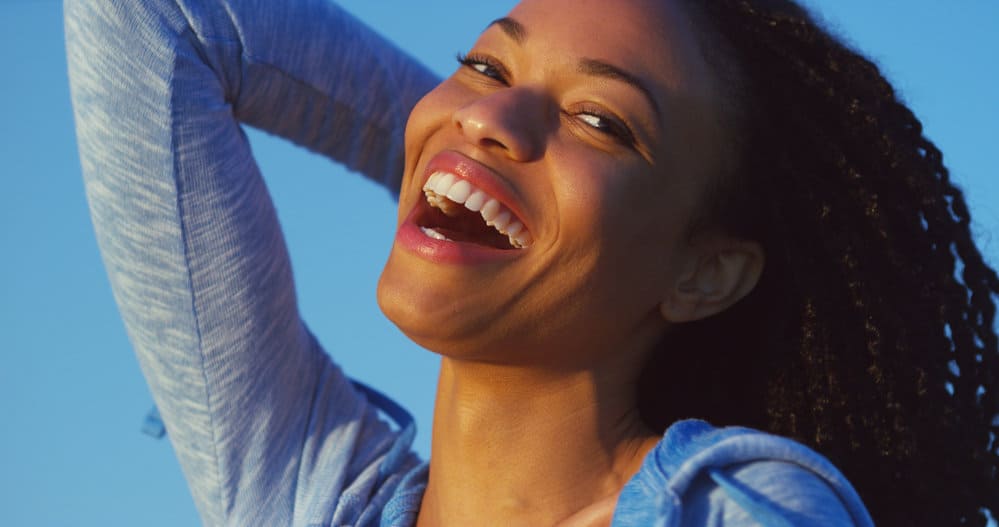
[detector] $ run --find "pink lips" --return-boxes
[394,150,530,265]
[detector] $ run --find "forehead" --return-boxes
[501,0,712,94]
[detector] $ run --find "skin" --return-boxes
[376,0,764,525]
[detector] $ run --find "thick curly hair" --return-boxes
[636,1,999,525]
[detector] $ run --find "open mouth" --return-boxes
[416,171,533,250]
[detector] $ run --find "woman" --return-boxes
[66,0,996,525]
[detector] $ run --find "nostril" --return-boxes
[479,137,506,151]
[451,94,545,161]
[454,112,506,149]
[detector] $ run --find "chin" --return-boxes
[377,254,479,356]
[375,261,530,362]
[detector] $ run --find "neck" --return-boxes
[416,357,660,527]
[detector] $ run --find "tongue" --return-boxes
[421,203,515,249]
[435,226,513,249]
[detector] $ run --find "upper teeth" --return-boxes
[422,171,533,249]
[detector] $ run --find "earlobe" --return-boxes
[660,240,764,323]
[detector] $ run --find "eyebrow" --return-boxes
[488,17,527,44]
[486,17,662,122]
[577,58,662,122]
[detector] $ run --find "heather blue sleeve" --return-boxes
[65,0,437,525]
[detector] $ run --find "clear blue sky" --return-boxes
[0,1,996,525]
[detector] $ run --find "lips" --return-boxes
[399,151,533,262]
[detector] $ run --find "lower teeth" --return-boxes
[420,226,452,241]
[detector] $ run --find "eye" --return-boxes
[572,109,637,147]
[456,52,510,86]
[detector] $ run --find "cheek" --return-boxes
[556,154,677,250]
[402,78,467,157]
[402,88,442,177]
[399,80,459,222]
[551,153,686,301]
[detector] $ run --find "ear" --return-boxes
[660,239,764,323]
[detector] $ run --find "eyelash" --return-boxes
[455,52,637,147]
[456,52,509,85]
[569,107,636,146]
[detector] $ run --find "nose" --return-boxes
[452,88,549,162]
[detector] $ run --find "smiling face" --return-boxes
[377,0,735,368]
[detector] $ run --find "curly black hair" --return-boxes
[636,1,999,525]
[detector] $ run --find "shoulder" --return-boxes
[680,460,856,526]
[613,420,875,527]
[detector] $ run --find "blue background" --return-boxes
[0,1,996,525]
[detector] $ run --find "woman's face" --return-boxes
[377,0,729,366]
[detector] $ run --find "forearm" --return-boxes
[66,0,434,524]
[217,0,438,192]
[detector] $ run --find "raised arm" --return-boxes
[65,0,438,524]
